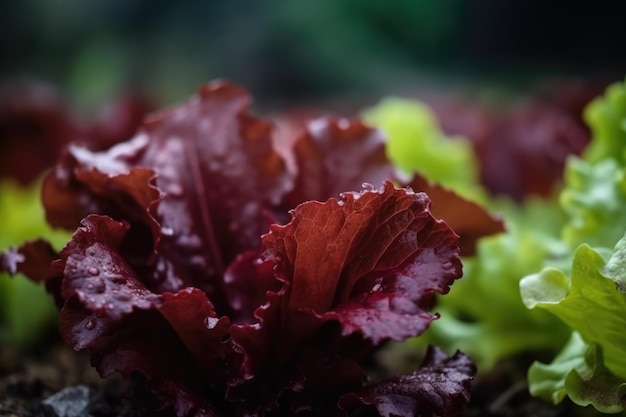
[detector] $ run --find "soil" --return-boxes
[0,335,591,417]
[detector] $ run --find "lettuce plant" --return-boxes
[521,79,626,413]
[0,81,513,417]
[522,239,626,413]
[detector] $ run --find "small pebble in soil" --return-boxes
[42,385,90,417]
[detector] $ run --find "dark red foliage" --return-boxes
[474,103,589,200]
[38,184,467,416]
[428,80,604,201]
[339,346,476,417]
[88,94,155,151]
[54,215,230,416]
[0,240,58,282]
[2,81,479,417]
[279,117,395,210]
[0,80,152,184]
[41,81,293,311]
[406,173,504,256]
[229,182,463,414]
[0,82,79,185]
[264,182,461,344]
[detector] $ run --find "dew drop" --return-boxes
[88,267,99,276]
[371,283,382,293]
[362,183,375,191]
[205,317,219,329]
[88,277,106,294]
[442,262,454,270]
[161,227,174,237]
[85,320,96,330]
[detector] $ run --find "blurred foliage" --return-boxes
[362,97,483,201]
[0,180,71,349]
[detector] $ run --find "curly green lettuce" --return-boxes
[583,79,626,164]
[521,236,626,412]
[561,157,626,250]
[517,79,626,412]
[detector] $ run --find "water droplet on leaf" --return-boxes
[205,317,219,329]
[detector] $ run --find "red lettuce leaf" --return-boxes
[55,215,230,416]
[0,81,79,184]
[87,93,154,151]
[0,81,152,184]
[42,81,293,308]
[265,181,461,344]
[0,240,58,282]
[476,104,588,200]
[429,81,601,200]
[229,182,462,413]
[222,251,279,324]
[43,156,160,245]
[339,346,475,417]
[406,173,504,256]
[280,117,395,210]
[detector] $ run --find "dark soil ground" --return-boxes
[0,335,591,417]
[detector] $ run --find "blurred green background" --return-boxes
[2,0,625,108]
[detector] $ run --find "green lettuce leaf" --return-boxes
[528,332,626,413]
[583,79,626,164]
[561,157,626,250]
[521,236,626,412]
[414,198,570,368]
[0,180,70,348]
